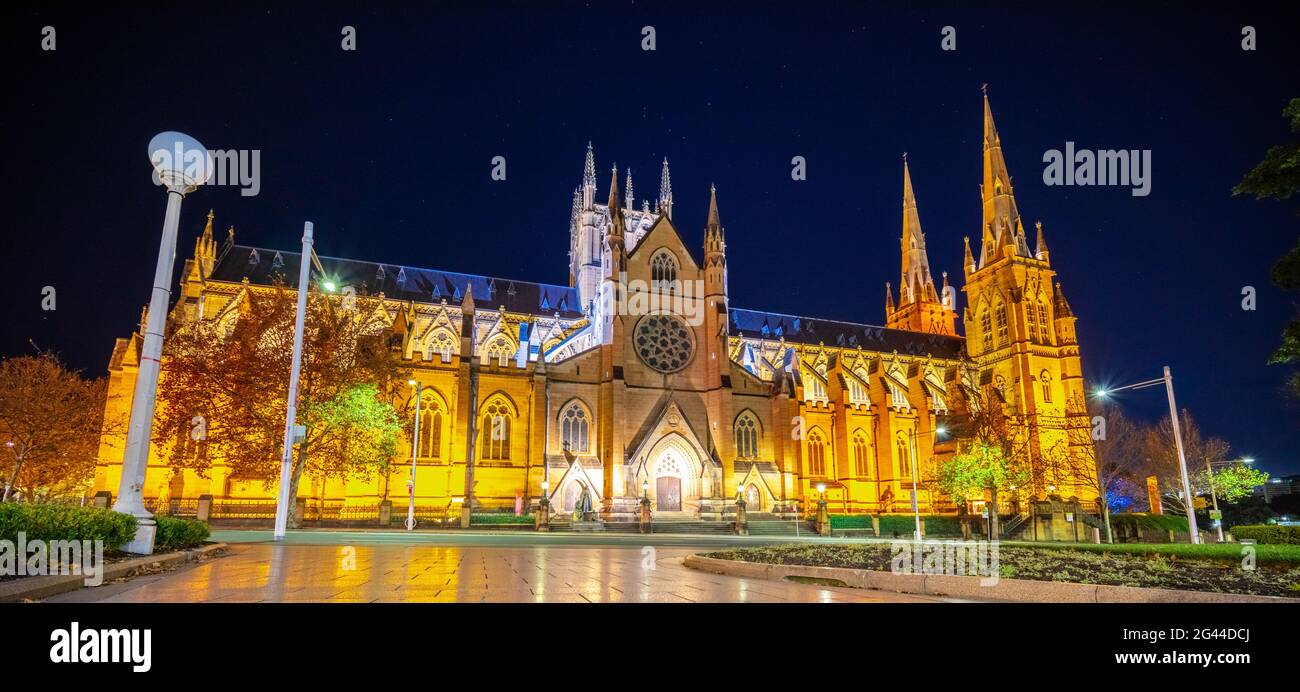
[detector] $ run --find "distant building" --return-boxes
[1255,475,1299,503]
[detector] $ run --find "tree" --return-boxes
[1139,409,1230,518]
[1235,97,1300,398]
[936,441,1028,539]
[155,285,405,526]
[939,381,1038,537]
[1208,464,1270,504]
[1068,400,1149,542]
[0,353,122,502]
[1233,97,1300,207]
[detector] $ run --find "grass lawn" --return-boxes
[1000,540,1300,566]
[704,542,1300,597]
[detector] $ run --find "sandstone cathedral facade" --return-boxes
[94,93,1098,522]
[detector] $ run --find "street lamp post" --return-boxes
[1094,366,1199,544]
[115,132,211,554]
[907,425,947,542]
[407,379,421,531]
[272,221,317,541]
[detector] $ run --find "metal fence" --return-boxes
[142,497,199,517]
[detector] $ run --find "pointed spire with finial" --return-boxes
[194,209,217,274]
[1035,220,1049,261]
[658,157,673,219]
[607,163,624,239]
[899,155,937,305]
[980,85,1025,264]
[1053,282,1073,317]
[581,142,597,209]
[624,168,634,211]
[607,163,621,210]
[885,282,895,315]
[963,236,976,277]
[706,183,722,231]
[138,304,149,336]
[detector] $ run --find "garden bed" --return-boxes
[703,543,1300,597]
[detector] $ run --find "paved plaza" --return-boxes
[45,531,968,604]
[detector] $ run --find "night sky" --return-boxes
[4,2,1299,474]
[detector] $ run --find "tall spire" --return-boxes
[706,183,721,232]
[1035,220,1049,261]
[605,161,621,213]
[658,157,673,219]
[899,156,936,305]
[581,141,597,209]
[703,183,727,300]
[980,86,1024,267]
[624,168,634,211]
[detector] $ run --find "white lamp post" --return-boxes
[115,132,211,554]
[407,379,421,531]
[272,221,316,540]
[907,425,946,542]
[1094,366,1199,544]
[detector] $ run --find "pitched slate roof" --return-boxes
[209,244,584,318]
[729,308,965,359]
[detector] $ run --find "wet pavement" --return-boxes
[46,534,965,604]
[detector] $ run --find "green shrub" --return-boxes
[1229,524,1300,545]
[0,503,137,548]
[153,516,210,550]
[828,514,874,529]
[923,516,963,536]
[469,513,534,525]
[876,515,916,536]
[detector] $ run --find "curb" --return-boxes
[681,554,1300,604]
[0,543,228,603]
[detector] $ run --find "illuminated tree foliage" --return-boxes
[0,352,121,502]
[936,442,1027,507]
[1208,464,1270,504]
[156,285,404,526]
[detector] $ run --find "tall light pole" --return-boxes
[907,425,947,542]
[1204,456,1254,543]
[1094,366,1199,544]
[407,379,421,531]
[272,221,317,540]
[115,133,211,554]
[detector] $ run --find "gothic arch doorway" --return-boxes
[645,436,704,514]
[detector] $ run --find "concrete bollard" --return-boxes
[196,494,212,523]
[378,500,392,526]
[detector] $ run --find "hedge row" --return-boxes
[0,503,137,547]
[1229,524,1300,545]
[875,515,963,537]
[154,516,210,550]
[469,513,535,525]
[1110,513,1190,532]
[828,514,873,529]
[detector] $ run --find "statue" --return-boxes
[576,486,594,521]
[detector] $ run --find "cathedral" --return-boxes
[93,92,1098,523]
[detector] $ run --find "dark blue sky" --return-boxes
[4,2,1299,474]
